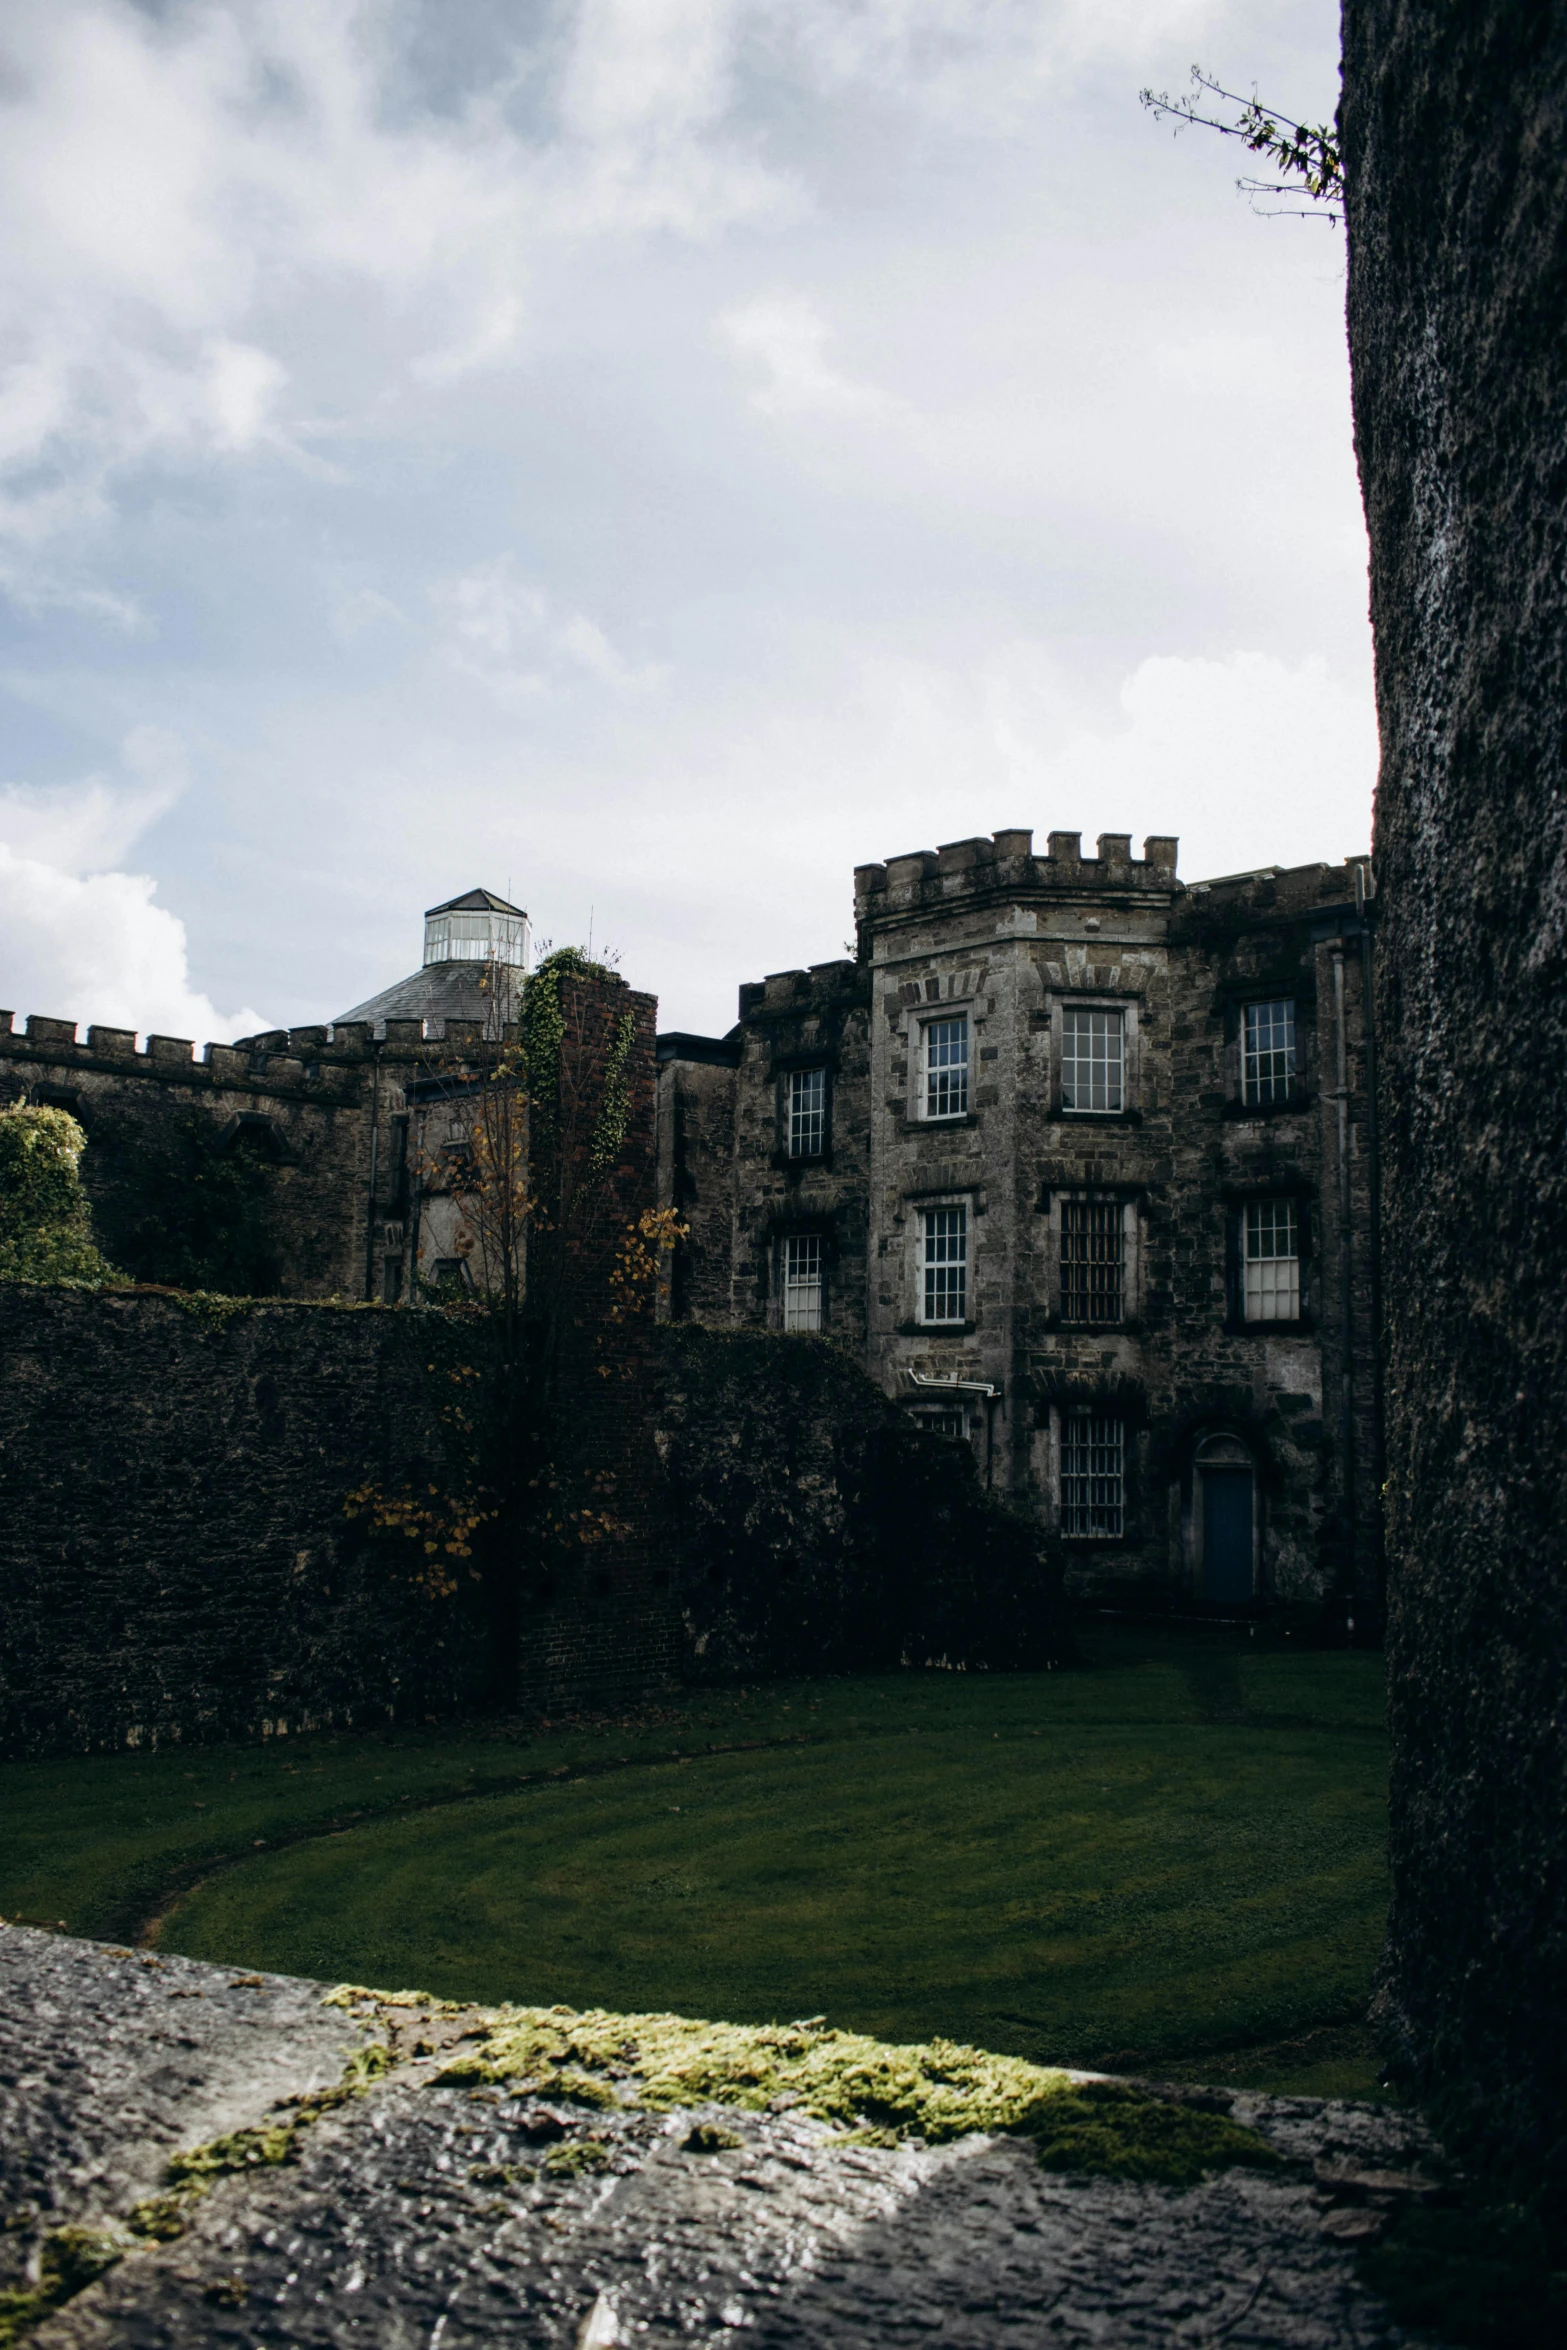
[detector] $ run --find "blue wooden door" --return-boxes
[1201,1468,1254,1602]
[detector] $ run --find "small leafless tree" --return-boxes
[1140,68,1344,224]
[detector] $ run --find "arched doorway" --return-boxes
[1195,1433,1256,1603]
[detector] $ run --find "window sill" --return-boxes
[897,1319,977,1336]
[1223,1094,1311,1121]
[770,1147,834,1173]
[1048,1107,1143,1127]
[1225,1314,1315,1337]
[903,1111,979,1130]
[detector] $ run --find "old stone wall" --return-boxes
[726,962,872,1347]
[0,1011,484,1304]
[655,1327,1068,1679]
[0,1288,493,1757]
[655,1039,739,1323]
[1343,1,1567,2173]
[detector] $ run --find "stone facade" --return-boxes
[658,831,1381,1624]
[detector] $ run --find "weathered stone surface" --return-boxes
[1342,4,1567,2168]
[0,1929,373,2296]
[2,1928,1437,2346]
[0,1289,494,1758]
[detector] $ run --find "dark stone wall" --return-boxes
[655,1327,1069,1679]
[727,962,872,1348]
[656,1047,738,1324]
[0,1289,492,1757]
[1342,1,1567,2168]
[0,1013,463,1302]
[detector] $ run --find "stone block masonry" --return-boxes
[0,1288,494,1757]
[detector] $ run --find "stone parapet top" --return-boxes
[736,958,870,1021]
[853,829,1183,916]
[0,1006,545,1101]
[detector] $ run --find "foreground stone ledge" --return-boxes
[1,1926,1437,2347]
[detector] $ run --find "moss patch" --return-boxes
[125,2042,394,2246]
[0,2229,126,2348]
[433,2002,1283,2189]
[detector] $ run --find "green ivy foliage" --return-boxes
[0,1103,121,1286]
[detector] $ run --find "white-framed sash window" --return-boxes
[1243,1199,1300,1321]
[787,1067,826,1157]
[782,1232,824,1330]
[1242,999,1296,1106]
[920,1204,968,1323]
[1061,1007,1124,1112]
[923,1016,969,1119]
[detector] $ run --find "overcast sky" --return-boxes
[0,0,1367,1043]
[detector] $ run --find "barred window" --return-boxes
[782,1233,824,1331]
[915,1407,967,1439]
[1061,1411,1124,1538]
[924,1017,969,1119]
[1062,1007,1124,1112]
[1243,1200,1300,1322]
[920,1205,967,1323]
[787,1066,826,1157]
[1061,1198,1124,1324]
[1242,999,1296,1106]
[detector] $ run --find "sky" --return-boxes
[0,0,1369,1044]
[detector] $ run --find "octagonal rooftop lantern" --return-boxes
[423,888,531,973]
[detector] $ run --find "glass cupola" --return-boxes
[422,889,531,971]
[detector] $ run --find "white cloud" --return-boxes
[1034,651,1377,878]
[717,292,894,420]
[0,0,798,572]
[0,741,267,1040]
[432,557,665,697]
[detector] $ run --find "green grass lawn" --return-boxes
[0,1623,1389,2099]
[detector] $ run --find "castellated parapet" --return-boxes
[853,830,1183,927]
[659,827,1381,1627]
[0,1002,520,1302]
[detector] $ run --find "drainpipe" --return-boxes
[1354,862,1384,1633]
[408,1105,425,1309]
[905,1370,1002,1489]
[362,1043,382,1302]
[1332,948,1356,1632]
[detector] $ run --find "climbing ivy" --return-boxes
[0,1102,121,1286]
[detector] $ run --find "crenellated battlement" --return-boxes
[0,1007,523,1105]
[853,828,1182,923]
[736,958,868,1022]
[1176,855,1372,919]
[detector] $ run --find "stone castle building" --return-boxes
[657,829,1381,1625]
[0,827,1380,1625]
